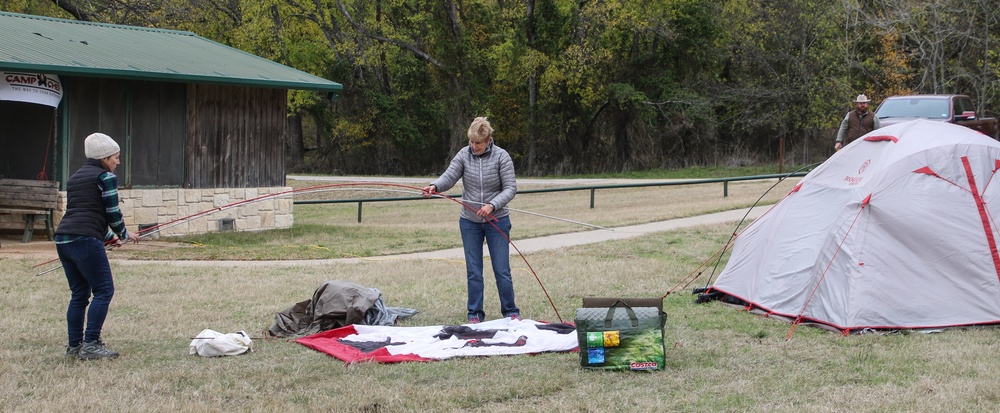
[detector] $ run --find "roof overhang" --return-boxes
[0,12,343,94]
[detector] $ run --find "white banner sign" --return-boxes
[0,72,63,107]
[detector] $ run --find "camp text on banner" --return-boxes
[0,72,63,108]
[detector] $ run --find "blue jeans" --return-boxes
[57,237,115,347]
[460,216,519,320]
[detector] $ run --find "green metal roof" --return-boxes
[0,12,342,93]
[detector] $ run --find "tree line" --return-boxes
[4,0,998,176]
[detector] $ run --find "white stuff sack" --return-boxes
[188,329,252,357]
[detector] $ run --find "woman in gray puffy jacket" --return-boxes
[422,117,520,324]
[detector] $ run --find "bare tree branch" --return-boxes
[49,0,95,21]
[334,0,442,67]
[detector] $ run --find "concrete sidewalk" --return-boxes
[115,207,765,267]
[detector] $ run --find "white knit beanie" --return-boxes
[84,133,120,160]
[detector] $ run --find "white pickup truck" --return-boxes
[875,94,998,140]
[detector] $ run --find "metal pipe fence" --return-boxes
[293,172,808,223]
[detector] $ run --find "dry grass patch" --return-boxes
[3,217,999,412]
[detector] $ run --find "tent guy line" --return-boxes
[31,182,568,322]
[659,163,820,303]
[697,162,822,291]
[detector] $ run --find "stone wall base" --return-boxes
[9,187,296,238]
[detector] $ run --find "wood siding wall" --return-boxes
[64,77,129,181]
[186,84,287,188]
[131,81,186,187]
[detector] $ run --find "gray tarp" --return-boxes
[268,280,417,338]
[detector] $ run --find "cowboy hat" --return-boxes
[855,94,871,103]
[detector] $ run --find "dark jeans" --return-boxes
[57,237,115,347]
[459,216,519,320]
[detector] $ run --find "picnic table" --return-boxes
[0,178,59,243]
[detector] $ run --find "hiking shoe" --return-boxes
[467,317,481,324]
[78,340,119,360]
[65,344,82,360]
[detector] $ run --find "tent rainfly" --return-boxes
[706,119,1000,334]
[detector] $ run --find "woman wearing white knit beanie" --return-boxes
[55,132,140,361]
[83,132,121,160]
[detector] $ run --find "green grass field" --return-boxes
[2,172,997,412]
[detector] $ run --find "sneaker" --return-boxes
[65,344,82,360]
[467,317,481,324]
[78,340,119,360]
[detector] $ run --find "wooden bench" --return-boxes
[0,179,59,243]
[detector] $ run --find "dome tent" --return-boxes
[707,120,1000,334]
